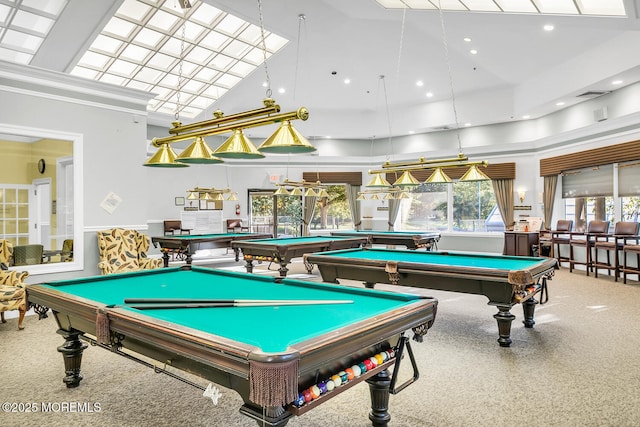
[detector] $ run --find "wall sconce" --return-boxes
[518,190,526,203]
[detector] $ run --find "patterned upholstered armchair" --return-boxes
[0,269,29,330]
[97,228,163,275]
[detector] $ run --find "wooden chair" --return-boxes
[163,220,191,236]
[621,243,640,284]
[569,220,610,275]
[12,244,44,266]
[539,220,573,263]
[593,221,639,281]
[227,219,249,233]
[0,269,29,329]
[97,228,163,275]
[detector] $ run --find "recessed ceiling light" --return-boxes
[262,82,268,87]
[544,24,554,31]
[556,101,565,106]
[408,130,415,134]
[470,49,478,55]
[463,37,471,42]
[416,80,424,87]
[278,87,285,94]
[464,123,471,127]
[522,115,530,119]
[344,78,351,84]
[426,92,433,98]
[612,79,623,85]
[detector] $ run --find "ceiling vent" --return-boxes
[577,91,610,98]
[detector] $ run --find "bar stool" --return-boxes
[548,220,573,265]
[569,220,610,275]
[593,222,639,281]
[621,243,640,284]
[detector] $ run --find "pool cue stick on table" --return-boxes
[124,298,354,309]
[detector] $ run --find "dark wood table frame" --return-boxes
[152,233,272,266]
[306,248,558,347]
[232,236,369,277]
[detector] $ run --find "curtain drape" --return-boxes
[387,198,401,231]
[346,184,361,230]
[543,175,558,230]
[492,179,514,230]
[302,195,317,236]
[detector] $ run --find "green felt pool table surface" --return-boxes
[35,267,418,353]
[316,247,548,270]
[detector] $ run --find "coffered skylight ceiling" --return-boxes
[69,0,287,119]
[0,0,69,64]
[375,0,626,15]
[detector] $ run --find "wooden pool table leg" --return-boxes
[56,329,88,388]
[277,262,289,277]
[367,368,392,426]
[239,403,292,426]
[493,307,516,347]
[244,258,255,273]
[522,297,538,328]
[161,249,170,267]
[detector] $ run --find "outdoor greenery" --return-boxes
[312,185,351,229]
[404,181,497,231]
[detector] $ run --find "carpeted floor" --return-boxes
[2,257,640,427]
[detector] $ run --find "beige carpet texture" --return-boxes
[2,258,640,427]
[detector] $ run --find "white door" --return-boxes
[33,179,51,245]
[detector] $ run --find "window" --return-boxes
[400,181,501,232]
[563,197,615,231]
[248,189,303,237]
[311,185,353,231]
[560,163,640,230]
[0,185,31,245]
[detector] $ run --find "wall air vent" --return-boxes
[577,91,610,98]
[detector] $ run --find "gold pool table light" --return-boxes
[274,179,329,198]
[359,153,490,199]
[186,186,237,201]
[145,98,315,167]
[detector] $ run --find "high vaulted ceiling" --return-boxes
[3,0,640,140]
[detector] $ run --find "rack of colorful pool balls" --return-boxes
[292,348,396,409]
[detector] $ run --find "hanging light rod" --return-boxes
[186,186,237,201]
[380,153,470,169]
[368,158,488,175]
[274,179,329,197]
[151,105,309,147]
[168,98,281,135]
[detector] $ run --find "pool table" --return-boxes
[330,230,441,250]
[231,236,369,277]
[27,266,437,427]
[306,248,558,347]
[151,232,272,266]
